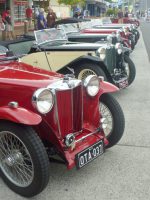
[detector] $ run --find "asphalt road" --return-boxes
[0,28,150,200]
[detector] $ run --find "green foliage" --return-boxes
[58,0,85,6]
[106,8,118,17]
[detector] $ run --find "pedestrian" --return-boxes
[47,8,57,28]
[73,8,82,19]
[0,14,5,40]
[26,5,33,28]
[2,7,15,40]
[37,8,47,30]
[124,10,128,18]
[118,9,123,24]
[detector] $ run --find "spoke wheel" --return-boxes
[78,69,97,80]
[0,122,50,197]
[100,94,125,148]
[0,131,34,187]
[100,103,114,138]
[73,62,107,80]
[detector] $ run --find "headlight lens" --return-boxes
[97,47,106,60]
[84,75,100,97]
[32,88,54,114]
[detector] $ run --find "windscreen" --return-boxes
[34,28,67,45]
[59,24,79,33]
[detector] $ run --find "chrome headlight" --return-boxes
[97,47,106,60]
[84,75,100,97]
[32,88,54,114]
[115,43,122,54]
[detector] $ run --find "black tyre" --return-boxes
[73,62,107,80]
[135,30,140,40]
[100,93,125,148]
[133,33,138,44]
[124,54,136,86]
[0,122,50,197]
[130,38,135,50]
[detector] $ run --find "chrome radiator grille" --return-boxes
[55,84,83,138]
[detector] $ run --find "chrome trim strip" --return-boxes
[48,78,82,91]
[71,86,73,131]
[81,85,83,130]
[54,90,62,138]
[75,127,101,144]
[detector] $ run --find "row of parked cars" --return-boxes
[0,17,140,197]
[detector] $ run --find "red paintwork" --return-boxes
[81,28,130,39]
[111,17,140,26]
[0,60,118,169]
[0,106,42,125]
[81,28,118,34]
[81,28,132,49]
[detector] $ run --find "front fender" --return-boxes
[99,81,119,95]
[0,106,42,125]
[59,55,111,80]
[67,55,101,67]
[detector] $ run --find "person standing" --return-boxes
[0,14,5,40]
[47,8,57,28]
[118,9,123,23]
[26,6,33,28]
[2,7,15,40]
[73,8,82,19]
[37,8,47,30]
[124,10,128,18]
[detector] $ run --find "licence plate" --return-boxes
[75,140,104,169]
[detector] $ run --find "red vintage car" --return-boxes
[0,55,125,197]
[80,27,135,50]
[111,17,140,27]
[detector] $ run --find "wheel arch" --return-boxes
[0,106,42,125]
[58,55,112,81]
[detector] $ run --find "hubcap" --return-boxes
[100,103,114,137]
[78,69,96,80]
[0,131,34,187]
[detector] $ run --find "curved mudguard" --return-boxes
[99,81,119,95]
[0,106,42,125]
[66,55,105,67]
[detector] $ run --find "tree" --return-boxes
[58,0,85,6]
[106,8,118,17]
